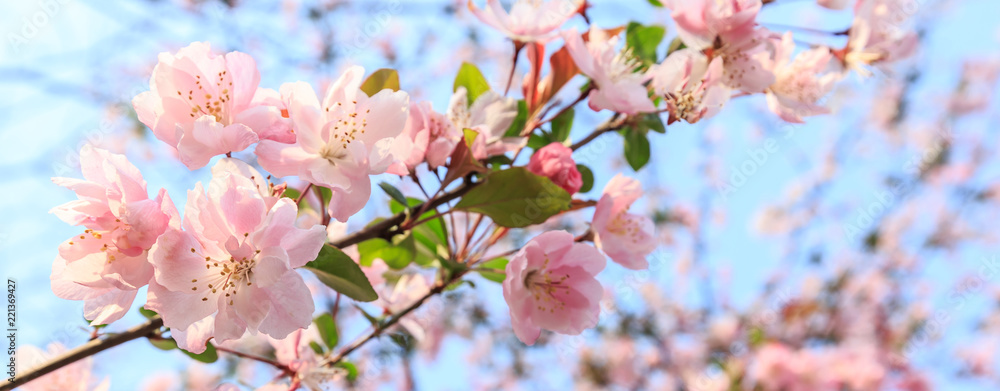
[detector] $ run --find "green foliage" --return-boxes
[304,245,378,302]
[388,197,450,268]
[360,68,401,97]
[314,313,339,349]
[621,127,651,171]
[453,62,491,105]
[528,108,575,150]
[358,233,417,269]
[148,338,177,351]
[576,164,595,193]
[625,22,667,65]
[336,361,359,381]
[378,182,408,210]
[477,257,509,283]
[454,167,571,228]
[138,307,158,319]
[181,342,219,364]
[503,100,529,137]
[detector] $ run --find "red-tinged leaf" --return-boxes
[443,128,487,187]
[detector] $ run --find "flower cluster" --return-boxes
[37,0,931,389]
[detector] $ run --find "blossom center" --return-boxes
[523,262,571,313]
[178,71,233,123]
[189,242,262,305]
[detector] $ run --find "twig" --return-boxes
[2,317,164,391]
[320,269,469,367]
[215,346,291,372]
[570,114,628,151]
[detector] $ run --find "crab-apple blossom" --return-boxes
[449,87,522,158]
[467,0,583,43]
[145,158,326,353]
[50,145,179,325]
[838,0,919,75]
[591,174,656,270]
[650,48,730,124]
[396,101,463,170]
[266,325,342,390]
[562,27,656,114]
[664,0,762,50]
[132,42,283,170]
[526,142,583,194]
[503,230,606,345]
[817,0,852,9]
[766,32,840,123]
[254,67,409,222]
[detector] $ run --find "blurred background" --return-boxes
[2,0,1000,390]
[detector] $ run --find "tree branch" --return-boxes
[320,269,469,367]
[570,114,629,151]
[2,317,164,391]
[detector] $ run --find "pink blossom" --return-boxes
[50,145,179,325]
[502,230,606,345]
[765,33,840,123]
[132,42,282,169]
[526,142,583,194]
[717,28,778,93]
[591,174,656,270]
[562,27,656,114]
[449,87,522,159]
[467,0,583,43]
[817,0,851,9]
[665,0,762,50]
[650,48,730,123]
[839,0,919,75]
[248,87,297,144]
[254,67,409,222]
[16,343,110,391]
[267,325,342,389]
[146,158,326,353]
[396,101,463,170]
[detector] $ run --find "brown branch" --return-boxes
[320,269,469,367]
[570,114,629,151]
[2,316,164,391]
[329,183,474,248]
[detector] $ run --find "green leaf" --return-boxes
[358,233,416,270]
[477,257,509,283]
[181,342,218,363]
[148,337,177,351]
[625,22,666,65]
[453,62,491,105]
[282,187,301,201]
[550,107,574,142]
[454,167,571,228]
[622,128,651,171]
[336,361,359,381]
[304,245,379,302]
[139,307,158,319]
[360,68,400,97]
[527,131,552,150]
[576,164,595,193]
[314,313,339,349]
[309,341,325,355]
[647,0,664,6]
[503,100,529,137]
[638,113,666,134]
[388,197,449,267]
[378,182,408,207]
